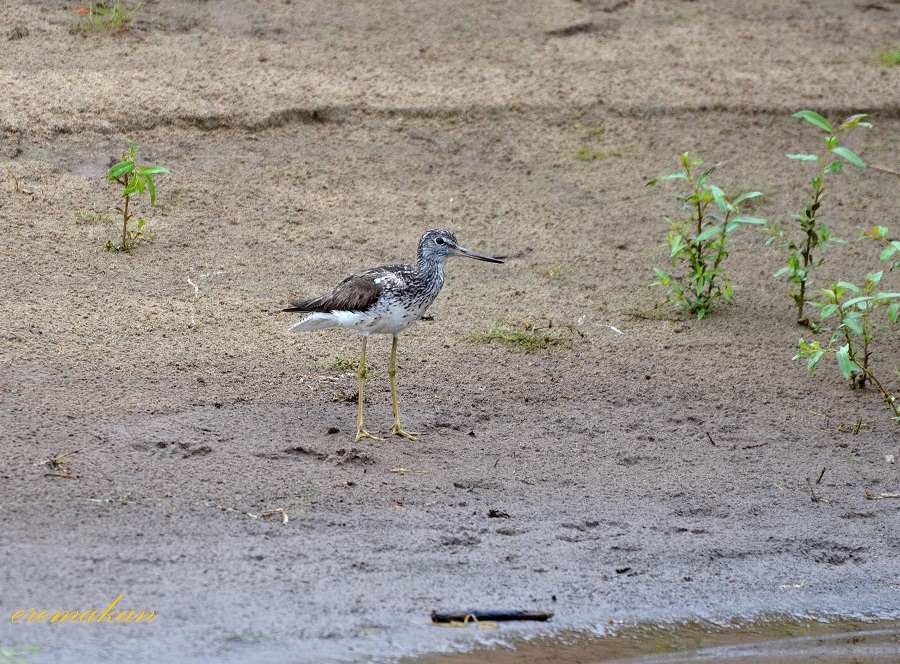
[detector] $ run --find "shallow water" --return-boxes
[405,617,900,664]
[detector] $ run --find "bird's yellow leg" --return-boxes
[355,336,384,442]
[389,336,420,441]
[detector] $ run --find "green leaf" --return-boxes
[838,113,871,130]
[787,154,820,161]
[824,160,843,174]
[679,152,702,170]
[807,350,824,373]
[793,110,833,133]
[139,165,171,176]
[646,171,686,185]
[835,281,863,294]
[843,296,873,309]
[881,245,898,262]
[108,160,135,179]
[731,215,767,225]
[123,176,145,196]
[842,315,864,335]
[836,344,860,380]
[144,173,156,204]
[831,146,866,169]
[708,185,729,213]
[696,225,722,242]
[653,268,671,286]
[888,302,899,323]
[732,191,763,205]
[821,303,839,319]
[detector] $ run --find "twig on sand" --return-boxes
[45,471,79,479]
[865,491,900,500]
[431,610,553,625]
[806,477,830,503]
[870,164,900,178]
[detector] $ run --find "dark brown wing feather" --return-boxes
[283,267,389,313]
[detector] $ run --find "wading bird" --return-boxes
[284,228,504,442]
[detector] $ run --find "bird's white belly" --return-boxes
[347,299,432,335]
[290,298,434,336]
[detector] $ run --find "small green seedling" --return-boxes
[310,356,375,378]
[0,646,39,664]
[647,153,766,320]
[539,264,569,280]
[2,161,32,194]
[569,123,607,161]
[71,1,138,33]
[862,226,900,272]
[878,46,900,67]
[74,210,114,225]
[105,141,169,252]
[469,318,583,352]
[795,230,899,424]
[767,111,871,325]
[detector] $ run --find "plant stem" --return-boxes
[859,306,870,388]
[121,177,131,250]
[859,366,900,419]
[796,140,832,323]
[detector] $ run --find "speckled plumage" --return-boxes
[285,229,501,337]
[283,228,503,442]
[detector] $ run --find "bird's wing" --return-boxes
[284,266,407,313]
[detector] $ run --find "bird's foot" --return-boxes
[391,424,421,441]
[355,427,385,443]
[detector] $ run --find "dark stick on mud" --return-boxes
[706,432,716,446]
[816,467,826,484]
[431,610,553,623]
[805,477,819,503]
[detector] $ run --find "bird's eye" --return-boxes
[435,237,445,245]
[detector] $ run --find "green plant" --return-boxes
[766,111,871,325]
[862,225,900,272]
[71,1,138,33]
[74,210,114,225]
[539,264,569,280]
[469,318,583,351]
[0,646,39,664]
[647,153,766,320]
[570,145,606,161]
[795,231,899,424]
[569,123,607,161]
[2,161,31,194]
[878,46,900,67]
[310,356,375,377]
[105,141,169,252]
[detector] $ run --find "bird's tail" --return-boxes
[288,312,338,333]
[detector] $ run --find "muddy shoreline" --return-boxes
[1,1,898,662]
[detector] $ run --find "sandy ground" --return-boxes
[1,1,899,662]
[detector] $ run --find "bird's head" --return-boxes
[418,228,504,265]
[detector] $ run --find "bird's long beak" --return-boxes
[453,244,505,264]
